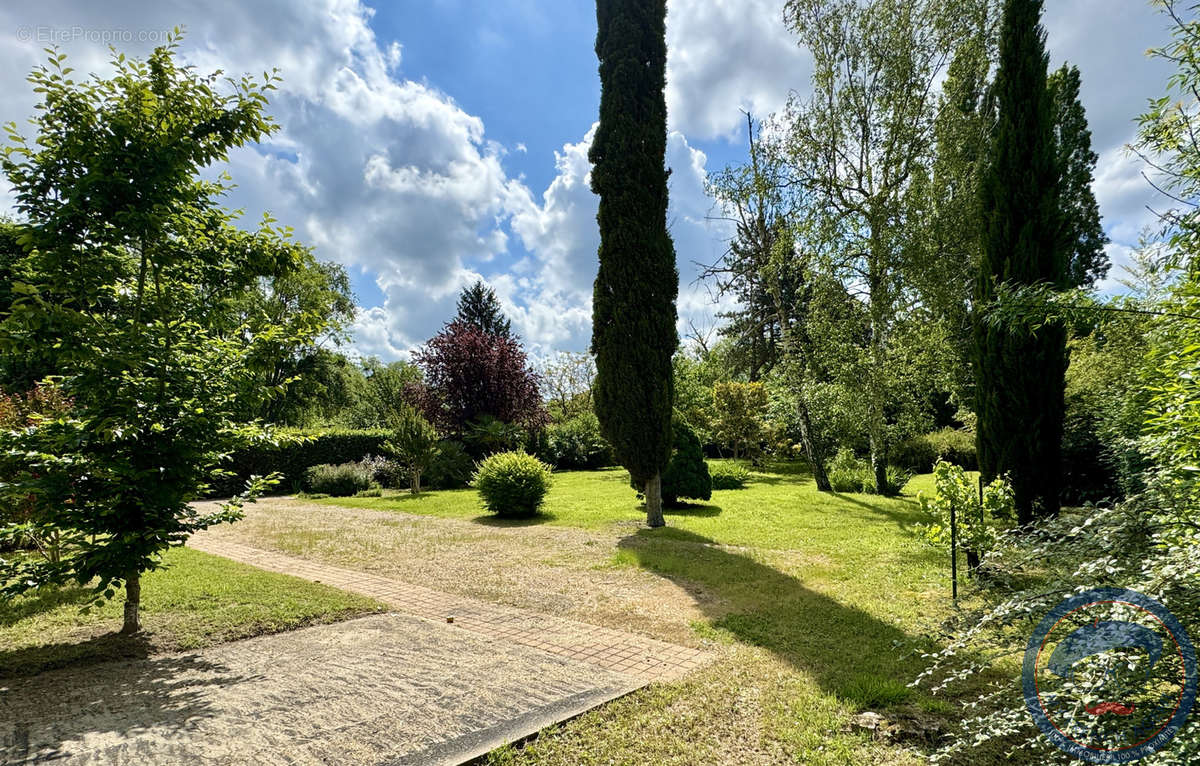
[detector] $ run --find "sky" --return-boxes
[0,0,1180,361]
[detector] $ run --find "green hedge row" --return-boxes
[207,429,391,498]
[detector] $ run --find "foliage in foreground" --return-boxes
[917,461,1013,571]
[473,451,554,517]
[0,39,302,633]
[916,8,1200,760]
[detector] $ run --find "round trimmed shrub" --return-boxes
[472,451,553,517]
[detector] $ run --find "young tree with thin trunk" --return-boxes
[590,0,678,527]
[782,0,978,494]
[975,0,1066,524]
[0,38,297,633]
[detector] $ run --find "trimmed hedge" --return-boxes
[207,429,391,497]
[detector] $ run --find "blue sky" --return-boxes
[0,0,1181,360]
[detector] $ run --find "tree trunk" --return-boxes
[644,474,665,528]
[410,471,421,495]
[122,574,141,634]
[869,429,888,495]
[794,398,831,491]
[966,550,981,573]
[811,457,832,493]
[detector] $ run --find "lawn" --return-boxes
[0,546,385,679]
[197,461,991,765]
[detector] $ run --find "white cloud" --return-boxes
[666,0,810,140]
[506,125,731,354]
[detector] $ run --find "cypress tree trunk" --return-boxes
[975,0,1065,525]
[645,474,665,527]
[590,0,678,528]
[410,471,421,495]
[122,574,141,634]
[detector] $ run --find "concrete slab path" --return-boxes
[1,538,712,765]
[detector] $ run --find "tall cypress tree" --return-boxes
[1049,64,1109,289]
[589,0,678,527]
[455,280,512,338]
[975,0,1066,524]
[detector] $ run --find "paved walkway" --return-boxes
[1,538,712,765]
[188,535,711,683]
[1,614,641,766]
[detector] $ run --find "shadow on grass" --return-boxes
[826,491,925,533]
[0,584,94,628]
[0,630,155,681]
[664,502,723,518]
[470,512,557,527]
[616,526,992,741]
[1,645,259,760]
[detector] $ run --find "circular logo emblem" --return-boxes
[1023,588,1197,763]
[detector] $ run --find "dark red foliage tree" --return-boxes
[413,321,547,434]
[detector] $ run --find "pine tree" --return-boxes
[975,0,1066,524]
[1049,64,1109,289]
[590,0,678,528]
[455,280,512,338]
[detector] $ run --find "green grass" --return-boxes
[0,546,384,678]
[302,460,988,764]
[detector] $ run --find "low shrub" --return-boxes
[473,451,553,517]
[208,429,391,497]
[542,413,614,470]
[354,487,383,498]
[303,462,376,497]
[710,462,750,490]
[426,440,474,489]
[893,428,977,474]
[828,448,873,493]
[827,448,910,495]
[630,418,712,506]
[357,454,408,489]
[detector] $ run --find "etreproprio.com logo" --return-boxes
[1023,588,1197,763]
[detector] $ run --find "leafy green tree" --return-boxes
[975,0,1067,524]
[1049,64,1109,290]
[455,279,512,338]
[538,351,596,421]
[782,0,980,494]
[348,358,424,429]
[711,382,769,460]
[232,256,356,424]
[908,10,996,410]
[704,115,803,382]
[385,407,439,494]
[590,0,678,527]
[0,39,295,633]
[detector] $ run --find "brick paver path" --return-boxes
[188,535,711,682]
[1,614,644,766]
